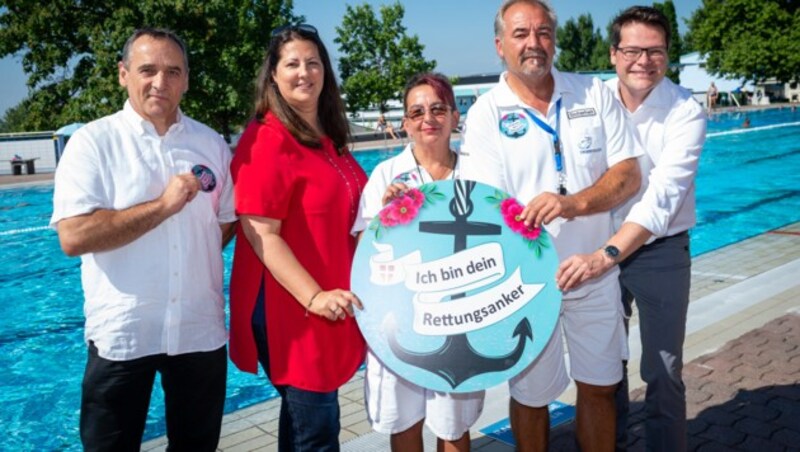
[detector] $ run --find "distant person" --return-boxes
[707,81,718,112]
[558,6,707,451]
[378,113,399,140]
[51,28,236,451]
[354,72,483,452]
[460,0,642,450]
[228,23,366,450]
[742,116,751,128]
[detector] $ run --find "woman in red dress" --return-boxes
[229,24,366,451]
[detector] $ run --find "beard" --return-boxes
[518,49,551,77]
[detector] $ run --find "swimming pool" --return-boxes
[0,108,797,450]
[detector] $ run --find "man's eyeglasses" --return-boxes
[405,103,451,121]
[271,23,318,38]
[614,46,668,62]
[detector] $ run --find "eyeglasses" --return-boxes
[405,103,451,121]
[270,23,318,38]
[614,46,668,61]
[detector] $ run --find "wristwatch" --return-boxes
[603,245,620,262]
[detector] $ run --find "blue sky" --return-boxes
[0,0,701,117]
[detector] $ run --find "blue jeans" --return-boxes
[252,280,341,451]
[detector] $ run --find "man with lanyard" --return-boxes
[51,28,236,451]
[558,6,706,451]
[460,0,642,450]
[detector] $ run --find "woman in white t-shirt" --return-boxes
[353,72,483,452]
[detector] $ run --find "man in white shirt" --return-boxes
[557,6,706,451]
[460,1,642,450]
[51,28,236,451]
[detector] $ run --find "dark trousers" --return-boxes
[615,232,691,452]
[80,342,227,452]
[252,281,341,452]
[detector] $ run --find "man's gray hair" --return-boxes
[494,0,558,38]
[121,28,189,71]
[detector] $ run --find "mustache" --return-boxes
[520,50,548,61]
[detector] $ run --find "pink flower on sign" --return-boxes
[379,208,399,227]
[369,183,445,239]
[390,195,420,225]
[404,188,425,208]
[500,198,541,240]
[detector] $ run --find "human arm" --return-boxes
[555,221,652,290]
[240,215,362,321]
[625,102,706,237]
[57,173,200,256]
[520,157,641,228]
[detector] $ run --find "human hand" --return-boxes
[556,250,615,291]
[381,182,410,206]
[159,173,201,217]
[308,289,364,321]
[520,192,577,229]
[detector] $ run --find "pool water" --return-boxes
[0,108,798,450]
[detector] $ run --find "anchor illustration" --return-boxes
[387,180,535,388]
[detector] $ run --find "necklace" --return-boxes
[412,148,458,183]
[322,148,362,219]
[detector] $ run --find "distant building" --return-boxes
[755,78,800,104]
[678,52,753,107]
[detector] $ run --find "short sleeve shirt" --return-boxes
[50,101,235,360]
[460,69,642,299]
[229,113,367,392]
[352,144,460,233]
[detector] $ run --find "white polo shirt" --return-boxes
[352,144,460,234]
[606,77,706,239]
[51,101,236,361]
[460,69,641,299]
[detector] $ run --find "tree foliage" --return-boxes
[334,2,435,115]
[687,0,800,83]
[556,14,611,72]
[653,0,683,84]
[0,0,301,139]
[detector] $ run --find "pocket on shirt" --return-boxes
[570,124,605,167]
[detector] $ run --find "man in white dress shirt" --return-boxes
[460,1,642,450]
[51,28,236,451]
[557,6,706,451]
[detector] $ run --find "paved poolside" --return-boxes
[137,221,800,451]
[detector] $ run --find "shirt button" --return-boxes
[173,272,178,277]
[171,298,177,303]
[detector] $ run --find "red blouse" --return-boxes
[229,113,367,392]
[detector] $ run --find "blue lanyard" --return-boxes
[525,99,566,195]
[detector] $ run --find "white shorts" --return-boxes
[364,351,485,441]
[510,277,626,406]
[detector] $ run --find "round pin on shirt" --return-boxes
[192,164,217,192]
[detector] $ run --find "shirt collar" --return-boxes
[122,100,186,136]
[494,67,569,113]
[608,76,672,113]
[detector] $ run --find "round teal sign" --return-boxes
[352,180,562,392]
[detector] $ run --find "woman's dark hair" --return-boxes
[254,26,350,153]
[402,72,457,111]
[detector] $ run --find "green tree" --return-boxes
[0,0,301,139]
[556,14,611,72]
[653,0,683,84]
[687,0,800,84]
[335,2,436,115]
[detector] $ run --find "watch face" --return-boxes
[605,245,620,258]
